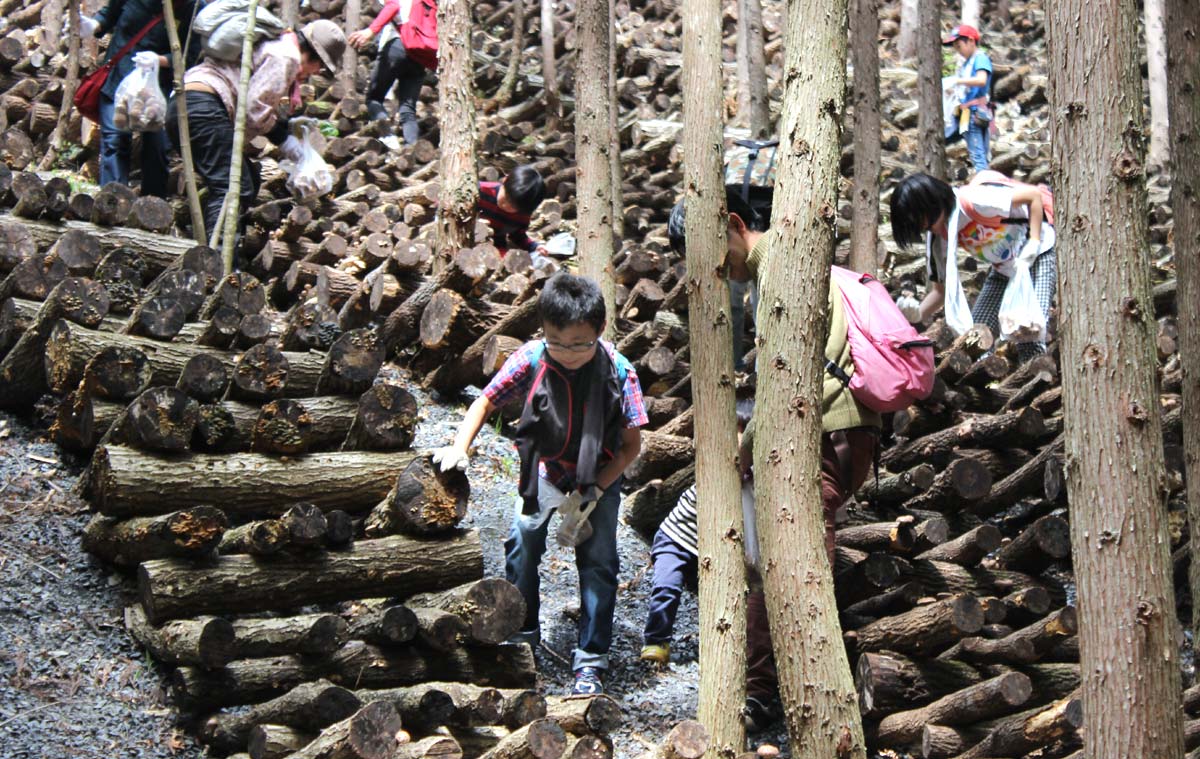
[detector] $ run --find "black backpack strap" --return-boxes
[825,358,851,388]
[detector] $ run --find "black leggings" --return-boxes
[167,91,261,241]
[366,38,425,145]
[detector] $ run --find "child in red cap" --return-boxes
[942,24,993,172]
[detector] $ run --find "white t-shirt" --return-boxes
[927,185,1056,281]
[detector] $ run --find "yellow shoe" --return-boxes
[639,643,670,664]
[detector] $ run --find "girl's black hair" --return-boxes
[890,173,956,248]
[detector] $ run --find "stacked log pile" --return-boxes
[0,211,578,758]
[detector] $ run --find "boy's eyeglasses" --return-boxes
[543,339,597,354]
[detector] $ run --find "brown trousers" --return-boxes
[745,427,878,701]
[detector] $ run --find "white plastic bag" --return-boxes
[936,205,975,335]
[997,261,1046,343]
[543,232,576,259]
[279,123,334,199]
[942,75,961,133]
[113,52,168,133]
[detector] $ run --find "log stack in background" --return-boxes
[0,0,1190,757]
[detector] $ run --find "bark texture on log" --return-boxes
[138,531,484,623]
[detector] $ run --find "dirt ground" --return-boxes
[0,412,204,759]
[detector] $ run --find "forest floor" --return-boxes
[0,411,204,759]
[0,379,793,758]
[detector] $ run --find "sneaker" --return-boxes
[744,696,780,733]
[572,666,604,695]
[639,643,670,664]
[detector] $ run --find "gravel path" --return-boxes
[0,412,204,759]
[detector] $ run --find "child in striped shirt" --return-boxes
[639,399,755,664]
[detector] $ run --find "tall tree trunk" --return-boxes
[221,0,261,274]
[282,0,298,29]
[341,0,361,92]
[736,0,770,138]
[162,0,207,245]
[898,0,919,60]
[994,0,1011,26]
[960,0,980,29]
[574,0,615,335]
[40,0,81,171]
[1167,0,1200,643]
[487,0,526,110]
[1146,0,1171,170]
[916,0,947,179]
[681,0,746,754]
[608,0,624,240]
[849,0,881,274]
[435,0,479,273]
[757,0,865,756]
[1047,0,1185,757]
[540,0,561,132]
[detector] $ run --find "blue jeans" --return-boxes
[945,119,990,172]
[642,528,697,645]
[99,94,170,198]
[504,477,622,671]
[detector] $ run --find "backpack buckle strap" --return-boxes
[825,359,851,388]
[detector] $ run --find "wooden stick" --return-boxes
[221,0,261,272]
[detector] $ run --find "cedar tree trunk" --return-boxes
[736,0,770,138]
[540,0,561,132]
[849,0,881,273]
[916,0,947,179]
[609,0,624,240]
[898,0,919,60]
[756,0,865,755]
[574,0,616,332]
[1146,0,1171,170]
[682,0,746,754]
[435,0,479,272]
[1047,0,1186,757]
[1167,0,1200,642]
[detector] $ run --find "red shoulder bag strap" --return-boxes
[110,14,166,68]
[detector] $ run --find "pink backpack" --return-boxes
[827,266,936,413]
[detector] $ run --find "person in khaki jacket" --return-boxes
[668,188,881,732]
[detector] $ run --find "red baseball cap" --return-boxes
[942,24,981,44]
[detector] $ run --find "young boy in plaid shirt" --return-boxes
[433,273,647,695]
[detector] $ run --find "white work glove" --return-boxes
[279,135,305,163]
[896,294,923,324]
[556,485,602,547]
[68,15,100,38]
[132,50,159,66]
[1016,238,1041,267]
[431,446,469,473]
